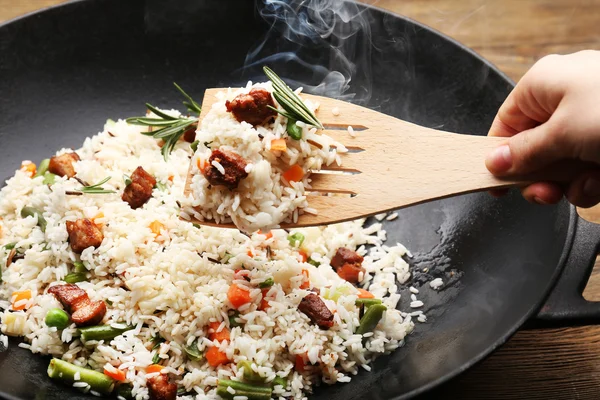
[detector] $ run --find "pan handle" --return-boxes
[535,216,600,324]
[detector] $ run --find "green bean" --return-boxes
[258,277,274,288]
[45,308,70,329]
[47,358,114,395]
[35,159,50,177]
[64,272,87,284]
[123,174,132,186]
[355,304,387,335]
[355,298,382,308]
[271,376,287,389]
[115,383,133,400]
[73,261,87,273]
[43,172,56,185]
[79,324,133,342]
[216,379,271,400]
[3,242,16,250]
[190,140,199,153]
[184,340,202,362]
[228,311,242,328]
[307,257,320,267]
[21,206,46,232]
[286,118,302,140]
[237,360,263,383]
[287,232,305,247]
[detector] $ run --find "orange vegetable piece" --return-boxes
[259,288,270,311]
[103,366,126,381]
[206,346,230,367]
[11,290,32,310]
[270,138,287,152]
[227,284,252,309]
[337,264,363,283]
[168,175,174,182]
[282,164,304,183]
[208,321,231,342]
[247,249,254,257]
[149,220,164,237]
[300,269,310,289]
[20,161,36,178]
[357,288,374,299]
[196,158,207,172]
[146,364,163,374]
[298,250,308,263]
[258,230,273,240]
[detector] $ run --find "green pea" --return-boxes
[287,232,305,247]
[286,118,302,140]
[258,277,274,288]
[35,159,50,177]
[73,261,87,273]
[45,308,70,329]
[64,272,87,284]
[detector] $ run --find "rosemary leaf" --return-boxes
[77,177,115,195]
[152,120,196,139]
[174,83,202,115]
[146,103,177,120]
[126,118,176,127]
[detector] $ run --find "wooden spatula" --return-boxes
[183,88,576,229]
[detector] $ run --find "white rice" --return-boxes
[430,278,444,290]
[0,84,430,399]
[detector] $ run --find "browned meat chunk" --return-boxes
[183,127,196,143]
[48,284,107,326]
[202,149,249,190]
[66,218,104,254]
[147,374,177,400]
[298,293,334,329]
[331,247,365,284]
[225,88,276,126]
[122,166,156,209]
[48,152,80,178]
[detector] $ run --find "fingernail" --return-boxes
[486,145,512,173]
[583,177,600,198]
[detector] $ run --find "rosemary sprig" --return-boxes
[67,176,115,195]
[126,83,201,161]
[263,66,323,129]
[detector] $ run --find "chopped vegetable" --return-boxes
[323,285,352,302]
[258,277,274,288]
[357,288,374,299]
[307,257,320,267]
[228,310,242,328]
[259,288,270,311]
[205,346,230,367]
[64,272,87,284]
[116,383,133,400]
[221,252,233,264]
[300,269,310,289]
[123,174,132,186]
[21,206,46,232]
[258,230,273,240]
[45,308,70,329]
[79,324,133,342]
[298,250,308,263]
[35,159,50,177]
[3,312,26,336]
[3,242,16,250]
[287,232,305,247]
[190,140,199,153]
[282,164,304,183]
[271,376,287,389]
[11,290,31,311]
[47,358,115,395]
[270,138,287,151]
[286,119,303,140]
[227,284,251,309]
[149,220,164,237]
[43,173,56,185]
[103,366,127,382]
[73,261,87,273]
[237,360,264,383]
[355,298,382,308]
[208,321,230,342]
[155,181,168,191]
[355,304,387,335]
[146,364,163,374]
[184,340,202,362]
[216,379,272,400]
[20,161,36,177]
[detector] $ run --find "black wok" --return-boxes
[1,1,599,399]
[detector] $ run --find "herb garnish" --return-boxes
[66,177,115,195]
[263,66,323,129]
[126,83,201,161]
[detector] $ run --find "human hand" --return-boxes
[485,50,600,207]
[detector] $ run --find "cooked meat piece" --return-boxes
[225,88,276,126]
[48,152,80,178]
[48,284,87,312]
[66,218,104,254]
[298,293,334,330]
[147,374,177,400]
[48,284,107,326]
[71,298,107,326]
[183,127,196,143]
[331,247,365,284]
[122,166,156,209]
[202,149,249,190]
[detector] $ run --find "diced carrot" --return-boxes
[149,220,164,238]
[258,230,273,240]
[295,354,306,372]
[196,158,207,172]
[259,288,270,311]
[104,366,126,381]
[247,249,254,257]
[300,269,310,289]
[208,321,230,342]
[282,164,304,183]
[298,250,308,263]
[357,288,374,299]
[206,346,230,367]
[227,284,252,309]
[146,364,163,374]
[337,264,362,283]
[91,212,104,228]
[270,138,287,152]
[20,161,36,178]
[168,175,174,182]
[11,290,31,311]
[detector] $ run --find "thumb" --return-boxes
[485,120,565,176]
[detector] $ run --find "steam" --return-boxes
[242,0,375,104]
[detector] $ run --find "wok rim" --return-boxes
[0,1,579,399]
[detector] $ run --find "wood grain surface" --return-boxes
[3,1,600,399]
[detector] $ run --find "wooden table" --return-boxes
[2,0,600,398]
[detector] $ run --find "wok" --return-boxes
[0,1,599,399]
